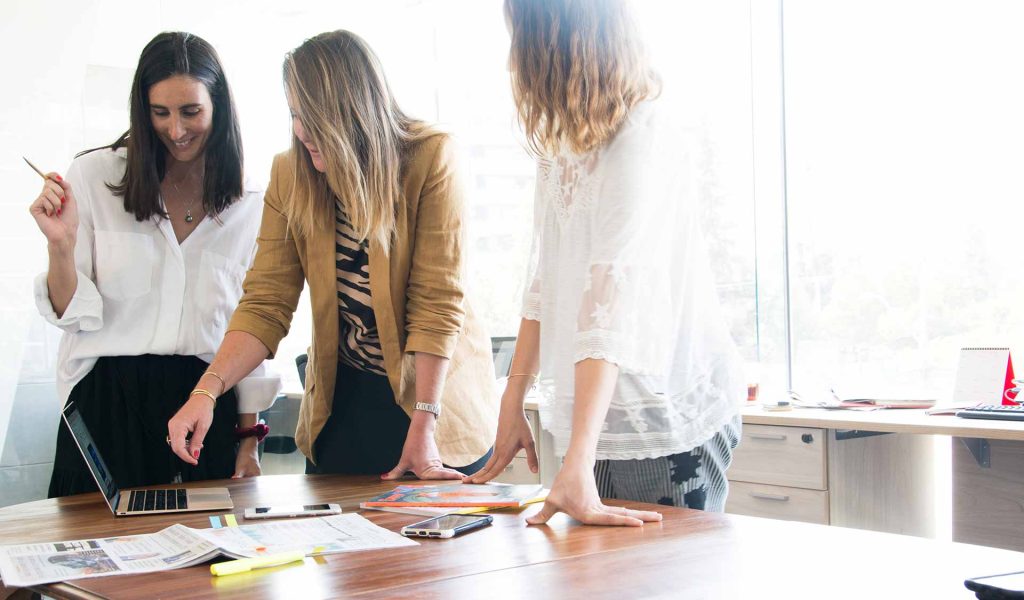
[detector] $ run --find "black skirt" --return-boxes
[306,361,411,475]
[48,355,239,498]
[305,361,493,475]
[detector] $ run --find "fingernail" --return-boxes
[193,450,200,459]
[57,209,62,216]
[55,175,63,182]
[380,473,389,478]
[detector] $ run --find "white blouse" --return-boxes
[523,100,745,461]
[33,147,280,413]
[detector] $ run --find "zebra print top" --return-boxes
[335,200,387,376]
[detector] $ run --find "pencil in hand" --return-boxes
[24,156,68,219]
[22,156,51,181]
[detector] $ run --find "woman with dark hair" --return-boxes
[465,0,745,526]
[30,32,279,498]
[168,30,497,480]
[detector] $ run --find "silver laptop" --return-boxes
[61,401,233,516]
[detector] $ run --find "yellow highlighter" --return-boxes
[210,551,305,577]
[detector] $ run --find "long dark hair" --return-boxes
[80,32,244,221]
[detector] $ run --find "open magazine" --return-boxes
[788,388,936,410]
[361,483,544,509]
[0,513,415,588]
[361,487,549,517]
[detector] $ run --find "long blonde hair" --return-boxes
[505,0,660,155]
[283,30,434,249]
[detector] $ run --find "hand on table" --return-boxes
[381,429,464,481]
[463,404,538,483]
[526,460,663,527]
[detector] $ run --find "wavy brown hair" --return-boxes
[505,0,660,155]
[283,30,435,250]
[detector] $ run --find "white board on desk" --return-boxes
[952,347,1012,406]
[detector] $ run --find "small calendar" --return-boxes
[952,347,1017,406]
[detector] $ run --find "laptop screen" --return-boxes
[492,337,516,378]
[61,403,119,509]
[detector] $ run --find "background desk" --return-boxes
[731,405,1024,552]
[1,475,1023,599]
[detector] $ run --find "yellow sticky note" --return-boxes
[224,514,238,527]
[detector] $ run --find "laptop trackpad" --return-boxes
[188,488,233,508]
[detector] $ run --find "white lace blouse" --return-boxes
[522,100,745,461]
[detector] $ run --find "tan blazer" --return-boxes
[228,134,498,466]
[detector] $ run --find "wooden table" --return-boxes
[1,475,1023,599]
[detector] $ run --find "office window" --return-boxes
[262,0,765,389]
[634,1,762,372]
[3,0,766,400]
[783,0,1024,398]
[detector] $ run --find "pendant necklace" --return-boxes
[169,173,199,223]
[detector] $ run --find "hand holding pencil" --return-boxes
[25,157,78,249]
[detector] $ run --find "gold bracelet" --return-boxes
[507,373,539,381]
[190,388,218,408]
[202,370,226,392]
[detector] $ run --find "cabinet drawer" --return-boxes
[525,409,541,437]
[493,455,541,485]
[726,481,829,525]
[729,424,826,490]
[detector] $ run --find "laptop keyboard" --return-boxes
[129,489,188,512]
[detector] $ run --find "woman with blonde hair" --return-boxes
[467,0,745,526]
[168,30,497,479]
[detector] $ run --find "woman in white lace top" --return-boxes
[467,0,745,526]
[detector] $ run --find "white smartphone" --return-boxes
[400,514,493,539]
[243,503,342,520]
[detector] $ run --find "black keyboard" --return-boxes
[956,404,1024,422]
[128,489,189,512]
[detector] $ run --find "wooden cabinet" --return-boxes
[728,481,829,524]
[726,423,936,537]
[728,424,827,490]
[726,424,830,525]
[953,438,1024,552]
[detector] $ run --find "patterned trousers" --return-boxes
[594,416,742,512]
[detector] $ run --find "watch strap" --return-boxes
[414,401,441,417]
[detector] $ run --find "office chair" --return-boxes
[256,354,307,457]
[296,353,309,388]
